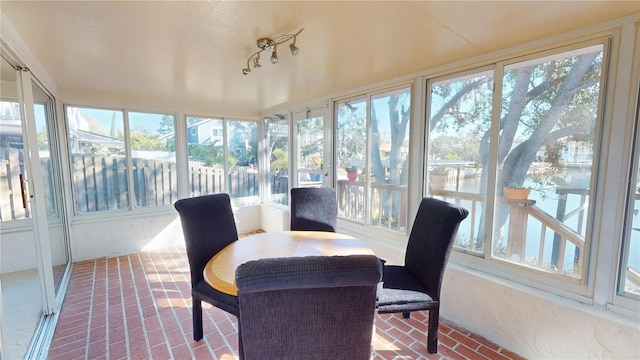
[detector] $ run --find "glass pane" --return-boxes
[186,117,225,196]
[0,56,44,359]
[128,112,176,207]
[0,100,29,221]
[622,103,640,297]
[624,162,640,296]
[67,107,129,214]
[370,88,411,232]
[336,98,367,223]
[494,45,604,279]
[227,120,258,198]
[32,80,69,294]
[297,116,323,187]
[428,71,493,253]
[265,116,289,205]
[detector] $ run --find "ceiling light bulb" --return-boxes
[289,43,299,56]
[242,28,303,72]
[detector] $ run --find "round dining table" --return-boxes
[203,230,374,296]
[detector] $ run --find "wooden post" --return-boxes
[506,199,535,262]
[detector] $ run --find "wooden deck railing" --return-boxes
[336,180,408,231]
[418,189,587,276]
[335,186,587,276]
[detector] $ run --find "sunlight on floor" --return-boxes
[1,269,42,359]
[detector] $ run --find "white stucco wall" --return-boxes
[260,203,289,232]
[0,230,38,274]
[441,264,639,359]
[354,229,639,359]
[69,204,261,262]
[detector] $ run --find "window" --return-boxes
[427,43,605,282]
[128,112,176,208]
[295,109,325,188]
[337,97,367,223]
[427,70,493,253]
[227,120,258,198]
[621,104,640,298]
[0,100,31,221]
[336,86,411,232]
[66,106,176,214]
[187,117,224,196]
[67,107,129,213]
[186,116,258,199]
[264,115,289,205]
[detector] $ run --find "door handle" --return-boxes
[19,173,27,209]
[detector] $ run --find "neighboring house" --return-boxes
[66,105,124,154]
[187,119,223,145]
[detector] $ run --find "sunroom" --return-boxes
[1,2,639,359]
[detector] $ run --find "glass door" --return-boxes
[0,53,70,358]
[293,108,331,188]
[26,73,70,298]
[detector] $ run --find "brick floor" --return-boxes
[48,232,525,360]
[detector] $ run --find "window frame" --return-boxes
[619,100,640,304]
[64,105,179,217]
[427,38,611,300]
[333,83,413,235]
[262,113,291,207]
[292,106,330,189]
[611,23,640,316]
[184,114,260,204]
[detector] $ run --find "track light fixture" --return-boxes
[242,28,303,75]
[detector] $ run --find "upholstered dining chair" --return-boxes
[376,197,469,354]
[290,187,338,232]
[174,193,240,342]
[235,255,382,360]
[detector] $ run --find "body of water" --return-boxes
[452,175,639,273]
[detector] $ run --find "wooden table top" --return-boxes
[203,231,374,296]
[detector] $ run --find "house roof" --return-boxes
[2,1,638,117]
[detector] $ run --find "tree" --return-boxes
[228,122,257,166]
[130,130,164,151]
[337,102,367,166]
[265,116,289,175]
[157,115,174,135]
[298,117,323,168]
[188,140,223,167]
[370,92,411,226]
[429,49,603,250]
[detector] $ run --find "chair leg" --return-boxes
[402,312,410,319]
[237,317,244,360]
[193,297,203,341]
[427,307,439,354]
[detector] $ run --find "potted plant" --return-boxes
[429,165,450,190]
[503,182,531,200]
[345,166,359,181]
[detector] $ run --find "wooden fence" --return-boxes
[72,155,261,213]
[0,147,58,221]
[0,150,265,219]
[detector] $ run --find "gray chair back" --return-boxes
[174,193,239,288]
[290,187,338,232]
[236,255,382,360]
[404,197,469,300]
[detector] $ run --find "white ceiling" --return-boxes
[2,1,638,117]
